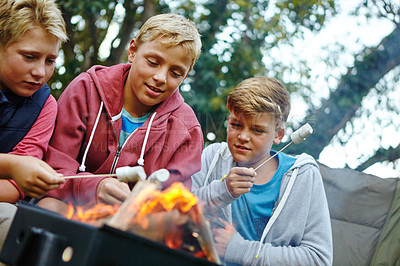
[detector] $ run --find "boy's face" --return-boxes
[0,27,60,97]
[227,111,284,167]
[123,38,192,116]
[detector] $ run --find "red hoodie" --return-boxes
[45,64,203,204]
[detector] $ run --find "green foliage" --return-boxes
[48,0,400,169]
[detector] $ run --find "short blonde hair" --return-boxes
[227,77,291,130]
[135,13,202,73]
[0,0,68,48]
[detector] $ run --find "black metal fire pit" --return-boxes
[0,202,218,266]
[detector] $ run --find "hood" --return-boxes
[291,153,319,170]
[78,64,186,172]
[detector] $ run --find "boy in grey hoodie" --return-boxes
[191,77,332,265]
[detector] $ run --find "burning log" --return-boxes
[106,180,160,231]
[105,181,221,264]
[62,168,220,264]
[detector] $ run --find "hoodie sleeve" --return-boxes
[191,143,237,209]
[45,73,103,203]
[161,120,204,189]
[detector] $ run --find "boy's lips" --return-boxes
[24,81,42,90]
[234,144,250,152]
[146,84,163,93]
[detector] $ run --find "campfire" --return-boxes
[64,176,220,264]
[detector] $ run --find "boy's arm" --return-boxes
[191,143,238,208]
[4,96,57,201]
[44,75,98,202]
[0,181,20,203]
[0,154,64,202]
[10,96,57,158]
[160,124,204,189]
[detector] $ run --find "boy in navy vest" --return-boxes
[0,0,67,251]
[0,0,68,202]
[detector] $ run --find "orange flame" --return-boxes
[66,203,119,225]
[135,182,198,229]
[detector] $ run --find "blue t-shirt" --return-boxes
[232,151,296,241]
[119,108,153,146]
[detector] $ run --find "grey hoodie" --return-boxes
[191,142,333,265]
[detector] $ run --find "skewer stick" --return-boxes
[64,174,116,179]
[254,142,293,171]
[254,123,313,172]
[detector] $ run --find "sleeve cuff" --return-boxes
[8,179,25,200]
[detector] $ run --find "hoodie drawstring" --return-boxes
[255,167,299,259]
[79,101,104,172]
[137,112,157,166]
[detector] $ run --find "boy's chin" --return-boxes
[232,155,252,167]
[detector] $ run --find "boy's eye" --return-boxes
[253,128,265,134]
[147,58,158,66]
[230,123,241,128]
[171,71,182,78]
[23,54,35,60]
[46,58,56,64]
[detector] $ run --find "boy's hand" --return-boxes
[6,155,65,198]
[226,167,256,197]
[213,218,237,258]
[97,177,130,205]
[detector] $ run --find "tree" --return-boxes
[286,1,400,174]
[52,0,399,175]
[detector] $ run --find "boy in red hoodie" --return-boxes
[39,13,203,210]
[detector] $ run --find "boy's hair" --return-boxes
[0,0,68,48]
[135,13,202,73]
[227,76,291,130]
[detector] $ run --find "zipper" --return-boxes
[110,145,122,174]
[109,118,137,174]
[110,117,121,174]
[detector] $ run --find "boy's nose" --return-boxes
[153,68,167,84]
[238,131,250,141]
[31,61,46,78]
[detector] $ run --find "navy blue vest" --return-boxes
[0,84,51,153]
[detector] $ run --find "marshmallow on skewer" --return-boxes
[254,123,313,171]
[116,166,147,183]
[147,169,170,183]
[290,123,313,144]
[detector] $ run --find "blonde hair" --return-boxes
[135,13,202,73]
[0,0,68,48]
[227,77,291,130]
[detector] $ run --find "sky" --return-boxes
[278,1,399,178]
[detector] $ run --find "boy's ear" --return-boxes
[273,128,285,145]
[127,39,137,62]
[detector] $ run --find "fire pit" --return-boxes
[0,201,219,265]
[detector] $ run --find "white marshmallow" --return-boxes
[116,166,147,183]
[147,169,170,183]
[290,123,313,144]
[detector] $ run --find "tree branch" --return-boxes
[356,143,400,171]
[105,1,139,65]
[287,24,400,158]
